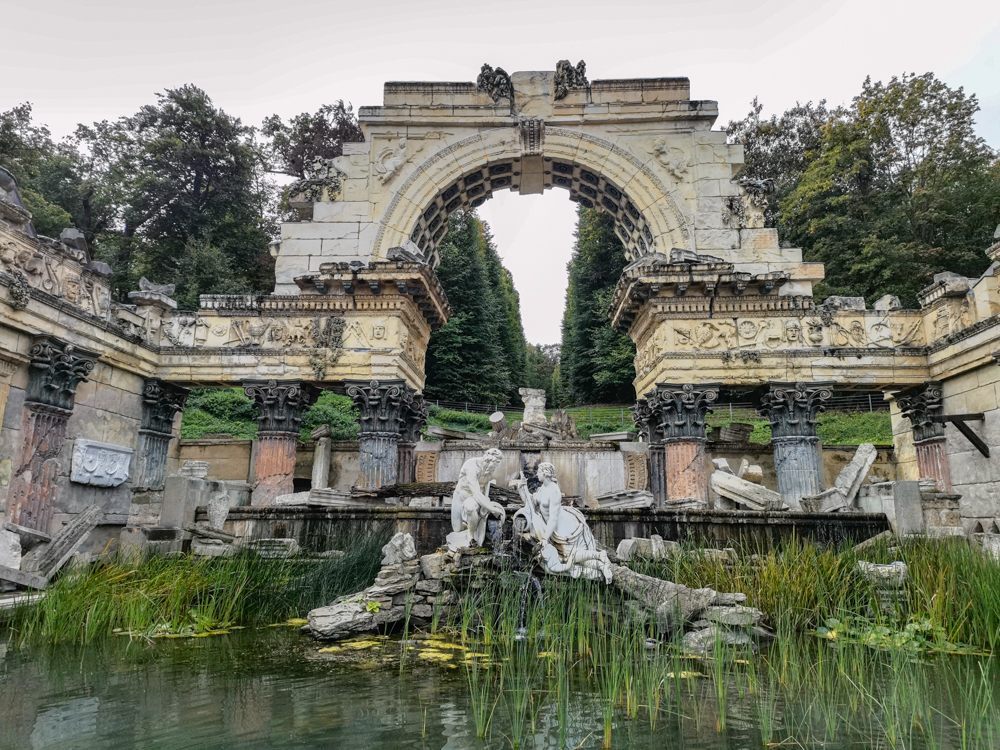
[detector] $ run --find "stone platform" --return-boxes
[196,505,891,555]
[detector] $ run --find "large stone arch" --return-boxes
[371,127,692,265]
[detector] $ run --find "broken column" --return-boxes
[759,382,832,510]
[6,336,99,531]
[801,442,877,513]
[244,379,319,505]
[346,379,426,489]
[897,382,951,492]
[310,424,332,489]
[635,383,718,507]
[133,378,188,491]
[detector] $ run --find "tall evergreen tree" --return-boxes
[424,211,528,405]
[558,208,636,405]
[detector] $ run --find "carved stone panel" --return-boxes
[623,451,649,491]
[415,452,439,484]
[71,439,134,487]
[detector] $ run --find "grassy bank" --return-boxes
[4,525,390,645]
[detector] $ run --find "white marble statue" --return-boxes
[513,462,613,583]
[448,448,506,551]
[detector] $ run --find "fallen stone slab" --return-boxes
[615,535,680,562]
[381,533,417,565]
[611,565,716,632]
[192,540,236,557]
[19,505,104,578]
[3,522,51,553]
[182,523,236,543]
[801,488,849,513]
[308,598,407,640]
[274,491,311,506]
[803,443,877,512]
[596,489,654,509]
[853,529,894,553]
[711,471,786,511]
[0,565,47,591]
[243,538,299,558]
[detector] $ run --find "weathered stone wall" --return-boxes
[934,365,1000,533]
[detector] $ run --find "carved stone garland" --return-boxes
[758,382,833,509]
[7,336,99,531]
[897,381,951,492]
[243,379,319,505]
[134,378,189,491]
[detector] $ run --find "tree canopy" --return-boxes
[730,73,1000,305]
[557,208,637,405]
[423,211,528,405]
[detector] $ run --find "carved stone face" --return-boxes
[784,320,801,343]
[372,324,386,340]
[63,275,81,304]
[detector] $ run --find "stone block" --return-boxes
[0,528,21,570]
[801,488,849,513]
[857,481,924,536]
[711,471,785,511]
[416,578,442,594]
[703,605,763,628]
[312,201,372,222]
[381,532,417,565]
[682,625,752,654]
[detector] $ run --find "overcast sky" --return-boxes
[6,0,999,344]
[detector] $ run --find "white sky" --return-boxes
[5,0,999,344]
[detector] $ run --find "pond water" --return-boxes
[0,628,996,750]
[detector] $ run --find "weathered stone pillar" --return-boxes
[133,378,188,491]
[244,379,319,505]
[6,337,98,531]
[897,382,951,492]
[346,379,426,489]
[397,389,428,484]
[759,382,833,510]
[634,384,718,507]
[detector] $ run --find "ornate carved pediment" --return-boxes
[759,382,833,439]
[141,378,189,435]
[243,379,319,435]
[25,336,99,411]
[897,381,945,442]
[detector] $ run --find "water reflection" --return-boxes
[0,629,993,749]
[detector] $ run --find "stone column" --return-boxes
[310,426,332,490]
[6,337,98,531]
[759,382,833,510]
[346,379,426,489]
[133,378,188,491]
[897,382,951,492]
[397,389,428,484]
[244,379,319,505]
[634,384,718,507]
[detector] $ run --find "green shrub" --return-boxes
[179,409,257,439]
[300,393,359,440]
[186,388,257,422]
[427,405,493,433]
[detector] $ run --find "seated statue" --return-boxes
[512,462,612,583]
[448,448,506,551]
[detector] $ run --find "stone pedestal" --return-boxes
[633,383,718,508]
[244,380,319,505]
[347,380,427,490]
[759,382,832,510]
[898,383,951,492]
[5,337,98,532]
[772,436,824,507]
[663,437,708,504]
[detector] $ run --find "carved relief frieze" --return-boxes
[623,451,649,490]
[71,439,133,487]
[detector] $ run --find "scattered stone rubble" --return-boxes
[0,506,104,590]
[801,443,877,513]
[306,532,771,654]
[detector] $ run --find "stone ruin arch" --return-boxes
[368,126,692,267]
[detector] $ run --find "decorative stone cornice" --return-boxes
[346,379,412,436]
[897,381,945,443]
[140,378,189,435]
[243,379,319,435]
[25,336,99,411]
[634,383,719,441]
[759,382,833,439]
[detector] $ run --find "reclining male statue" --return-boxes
[512,462,612,583]
[447,448,506,552]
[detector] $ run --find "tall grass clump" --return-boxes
[6,525,389,645]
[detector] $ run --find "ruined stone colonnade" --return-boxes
[3,64,1000,560]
